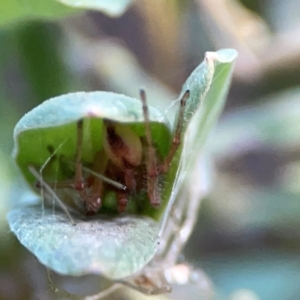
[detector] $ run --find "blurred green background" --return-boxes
[1,0,300,299]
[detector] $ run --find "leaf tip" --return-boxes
[205,49,238,64]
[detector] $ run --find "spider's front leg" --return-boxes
[159,90,189,174]
[140,90,162,207]
[140,90,189,207]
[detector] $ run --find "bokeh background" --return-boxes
[1,0,300,299]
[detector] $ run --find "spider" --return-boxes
[33,89,189,217]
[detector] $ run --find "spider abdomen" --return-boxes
[103,120,143,169]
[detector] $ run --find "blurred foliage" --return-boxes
[13,22,75,102]
[0,0,76,27]
[1,0,300,300]
[0,0,134,26]
[56,0,134,17]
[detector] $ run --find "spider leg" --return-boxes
[117,191,129,213]
[74,121,110,214]
[114,163,135,213]
[124,168,136,192]
[81,151,109,214]
[140,89,161,207]
[159,90,189,174]
[74,119,84,190]
[74,119,99,213]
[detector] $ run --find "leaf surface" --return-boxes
[8,205,159,279]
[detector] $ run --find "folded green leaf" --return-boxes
[9,49,237,285]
